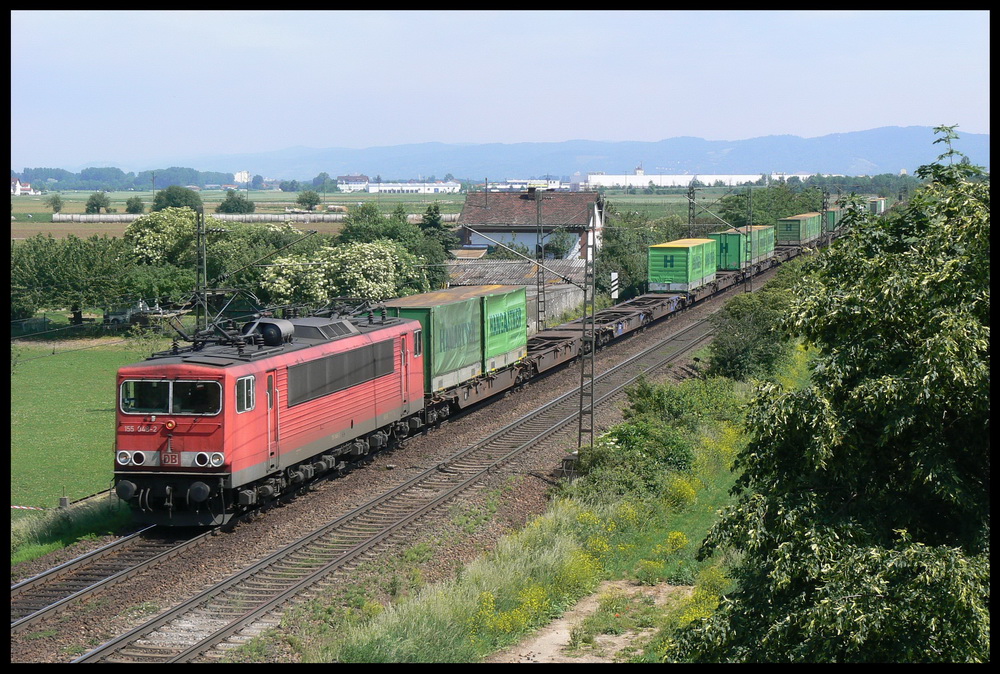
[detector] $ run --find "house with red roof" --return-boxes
[457,189,604,259]
[11,179,40,196]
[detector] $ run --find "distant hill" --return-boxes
[59,126,991,182]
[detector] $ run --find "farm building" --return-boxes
[458,189,605,260]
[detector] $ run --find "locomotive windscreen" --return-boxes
[120,380,222,415]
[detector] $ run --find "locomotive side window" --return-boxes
[236,376,255,413]
[413,329,422,357]
[287,340,395,407]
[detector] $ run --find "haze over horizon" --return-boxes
[11,10,990,172]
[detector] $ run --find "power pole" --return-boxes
[194,207,227,334]
[196,207,209,332]
[535,189,548,331]
[577,206,597,450]
[822,190,831,247]
[745,186,753,293]
[688,183,696,237]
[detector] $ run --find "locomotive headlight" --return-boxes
[117,450,132,466]
[194,452,210,467]
[131,451,145,466]
[165,419,176,430]
[210,452,225,467]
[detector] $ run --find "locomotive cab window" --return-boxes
[173,381,222,415]
[120,379,222,416]
[236,376,255,413]
[413,329,422,357]
[120,380,169,414]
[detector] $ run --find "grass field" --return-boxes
[10,338,161,514]
[10,189,468,238]
[11,189,733,240]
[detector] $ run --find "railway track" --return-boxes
[73,316,713,663]
[11,526,211,634]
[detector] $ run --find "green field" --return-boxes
[11,188,729,236]
[11,189,467,240]
[11,189,466,221]
[10,339,155,514]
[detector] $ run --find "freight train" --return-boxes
[113,203,865,526]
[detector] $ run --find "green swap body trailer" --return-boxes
[384,285,527,394]
[648,238,717,292]
[776,212,823,245]
[707,226,775,270]
[824,207,844,233]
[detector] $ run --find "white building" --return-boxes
[487,178,565,191]
[11,179,40,196]
[581,170,818,189]
[366,181,461,194]
[336,175,370,193]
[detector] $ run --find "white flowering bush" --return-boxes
[124,207,214,266]
[261,239,425,305]
[261,251,327,305]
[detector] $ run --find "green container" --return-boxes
[707,230,746,270]
[708,226,775,270]
[482,286,527,373]
[385,285,527,393]
[648,238,717,292]
[753,225,775,259]
[824,207,843,232]
[776,212,822,244]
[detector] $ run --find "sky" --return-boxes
[10,10,990,172]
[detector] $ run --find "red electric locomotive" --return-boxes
[113,314,425,526]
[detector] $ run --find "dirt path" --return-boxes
[484,580,692,663]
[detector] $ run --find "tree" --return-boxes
[261,240,424,305]
[296,190,321,211]
[10,234,57,319]
[543,229,577,259]
[485,241,532,260]
[124,207,200,266]
[79,166,129,190]
[419,202,461,250]
[216,190,256,214]
[45,194,64,213]
[11,233,134,320]
[705,278,794,381]
[337,203,450,290]
[668,128,989,663]
[84,191,111,214]
[125,196,145,214]
[338,202,418,246]
[311,172,335,193]
[718,183,823,229]
[151,185,203,212]
[206,221,322,301]
[123,263,196,305]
